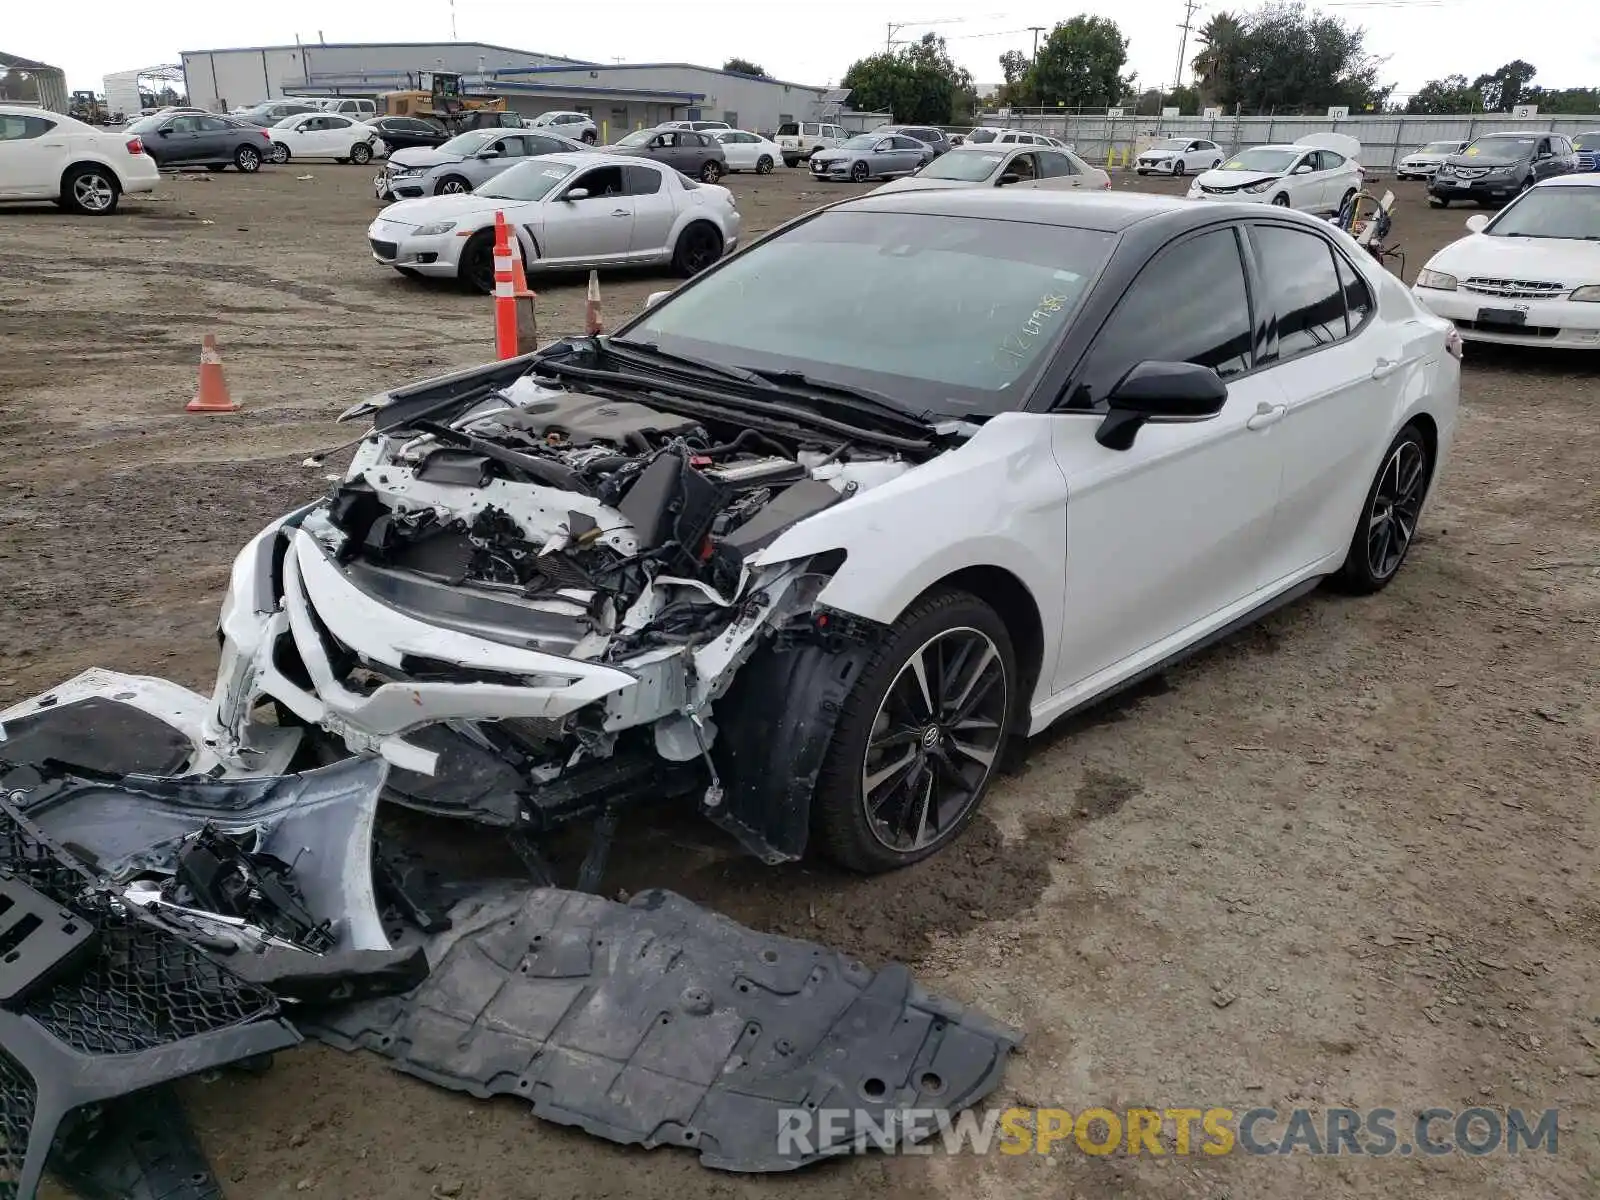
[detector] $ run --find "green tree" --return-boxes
[1024,16,1131,109]
[1471,60,1536,111]
[1404,74,1483,114]
[1189,2,1390,113]
[1523,85,1600,113]
[841,33,976,124]
[722,58,767,78]
[997,49,1033,105]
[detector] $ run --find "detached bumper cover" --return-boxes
[307,886,1021,1171]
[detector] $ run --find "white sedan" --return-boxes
[709,129,783,174]
[0,104,159,214]
[1412,174,1600,349]
[1187,134,1362,214]
[1135,137,1224,176]
[366,151,741,292]
[267,112,386,165]
[872,144,1109,194]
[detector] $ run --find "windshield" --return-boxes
[475,160,576,201]
[966,128,998,143]
[1150,138,1188,150]
[1573,133,1598,150]
[1487,186,1600,240]
[615,128,656,148]
[1422,141,1461,154]
[1464,136,1534,158]
[621,210,1111,417]
[438,129,498,156]
[1219,148,1298,173]
[841,134,878,150]
[777,122,799,136]
[920,151,1006,182]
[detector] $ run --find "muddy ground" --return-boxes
[1,163,1596,1200]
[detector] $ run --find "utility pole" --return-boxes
[1028,26,1046,61]
[1172,0,1201,97]
[450,0,457,40]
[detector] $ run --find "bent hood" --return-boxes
[1295,131,1361,162]
[1431,233,1600,286]
[1194,168,1279,189]
[376,192,507,227]
[387,146,463,171]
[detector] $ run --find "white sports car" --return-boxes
[709,129,784,174]
[1412,174,1600,348]
[267,112,386,165]
[30,187,1459,876]
[366,151,741,291]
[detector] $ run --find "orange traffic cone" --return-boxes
[186,334,240,413]
[511,248,538,351]
[585,270,603,336]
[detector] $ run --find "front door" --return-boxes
[542,164,634,263]
[624,164,674,257]
[1032,149,1081,190]
[1049,224,1285,695]
[160,115,205,164]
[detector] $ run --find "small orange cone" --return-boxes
[584,270,603,336]
[186,334,240,413]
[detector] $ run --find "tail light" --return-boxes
[1445,326,1464,360]
[126,138,144,155]
[1101,177,1111,189]
[260,130,272,140]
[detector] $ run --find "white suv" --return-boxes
[776,121,844,167]
[0,104,159,214]
[527,110,598,144]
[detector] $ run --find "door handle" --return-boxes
[1370,357,1399,380]
[611,208,629,217]
[1246,401,1287,431]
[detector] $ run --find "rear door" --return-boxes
[1049,223,1286,694]
[1033,149,1080,190]
[322,115,359,155]
[0,112,64,197]
[1244,221,1406,582]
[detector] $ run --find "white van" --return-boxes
[776,121,845,167]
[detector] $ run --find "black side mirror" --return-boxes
[997,173,1021,186]
[1094,361,1228,450]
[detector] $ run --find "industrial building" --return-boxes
[177,41,846,138]
[0,51,68,114]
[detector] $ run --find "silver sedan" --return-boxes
[809,133,932,183]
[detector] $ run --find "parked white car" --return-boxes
[873,144,1109,194]
[1396,140,1468,181]
[962,127,1072,151]
[776,120,845,167]
[1187,133,1362,213]
[367,151,740,291]
[659,119,732,133]
[526,110,598,144]
[0,104,159,214]
[1411,174,1600,349]
[1135,137,1225,177]
[710,129,783,174]
[267,112,386,165]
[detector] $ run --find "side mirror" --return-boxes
[997,173,1021,187]
[1465,213,1490,232]
[157,127,172,136]
[564,187,590,201]
[1093,361,1228,451]
[646,289,671,307]
[1292,162,1314,174]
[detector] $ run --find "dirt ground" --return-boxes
[1,162,1596,1200]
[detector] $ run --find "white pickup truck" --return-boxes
[776,120,845,168]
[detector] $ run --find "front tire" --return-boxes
[62,164,119,214]
[458,229,496,294]
[783,157,799,168]
[436,175,470,195]
[1172,161,1186,177]
[351,141,373,165]
[1331,423,1432,594]
[849,160,869,183]
[756,154,773,175]
[1429,194,1448,207]
[811,588,1017,873]
[269,142,289,165]
[1271,193,1290,207]
[235,145,262,173]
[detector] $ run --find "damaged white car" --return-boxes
[6,187,1459,874]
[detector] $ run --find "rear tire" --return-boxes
[351,142,373,165]
[699,159,722,183]
[269,142,289,164]
[672,221,723,276]
[235,145,262,173]
[810,588,1018,873]
[62,164,120,215]
[581,130,597,145]
[206,163,227,172]
[783,157,799,168]
[1330,423,1432,595]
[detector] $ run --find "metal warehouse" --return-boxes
[0,51,69,114]
[179,42,836,137]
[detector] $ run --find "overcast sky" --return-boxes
[11,0,1592,102]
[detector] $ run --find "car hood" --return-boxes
[376,193,506,227]
[1443,155,1523,169]
[1194,168,1279,188]
[1429,233,1600,284]
[810,150,856,163]
[1140,148,1179,158]
[387,146,463,170]
[872,176,979,193]
[1295,131,1361,161]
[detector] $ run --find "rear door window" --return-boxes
[1248,224,1351,360]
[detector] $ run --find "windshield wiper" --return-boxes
[603,338,774,388]
[733,366,937,428]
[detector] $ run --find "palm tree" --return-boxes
[1191,12,1245,107]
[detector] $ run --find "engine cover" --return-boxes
[479,391,702,449]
